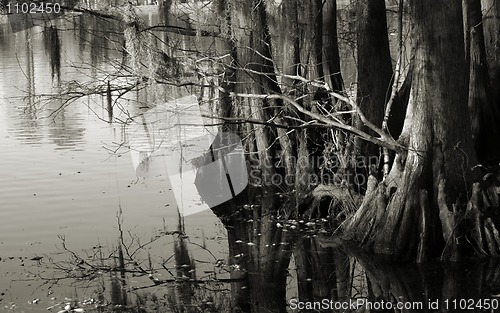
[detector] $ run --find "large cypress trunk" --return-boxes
[345,0,475,262]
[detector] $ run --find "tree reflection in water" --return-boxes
[287,235,500,312]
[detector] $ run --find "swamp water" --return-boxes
[0,4,500,313]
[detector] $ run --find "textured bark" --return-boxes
[465,177,500,257]
[346,0,474,262]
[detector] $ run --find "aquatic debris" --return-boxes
[56,302,84,313]
[215,259,224,267]
[81,298,95,305]
[148,274,161,285]
[46,302,64,310]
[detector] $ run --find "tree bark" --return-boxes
[355,0,393,164]
[346,0,475,262]
[465,0,500,164]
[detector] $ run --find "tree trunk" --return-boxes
[355,0,393,166]
[323,0,344,92]
[208,1,295,311]
[466,0,500,164]
[346,0,475,262]
[481,0,500,106]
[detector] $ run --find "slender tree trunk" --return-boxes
[355,0,393,167]
[481,0,500,106]
[209,1,295,311]
[323,0,344,92]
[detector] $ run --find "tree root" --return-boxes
[302,184,362,223]
[465,178,500,257]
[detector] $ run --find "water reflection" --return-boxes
[15,25,43,144]
[287,236,500,312]
[47,105,86,150]
[61,228,500,312]
[43,25,62,81]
